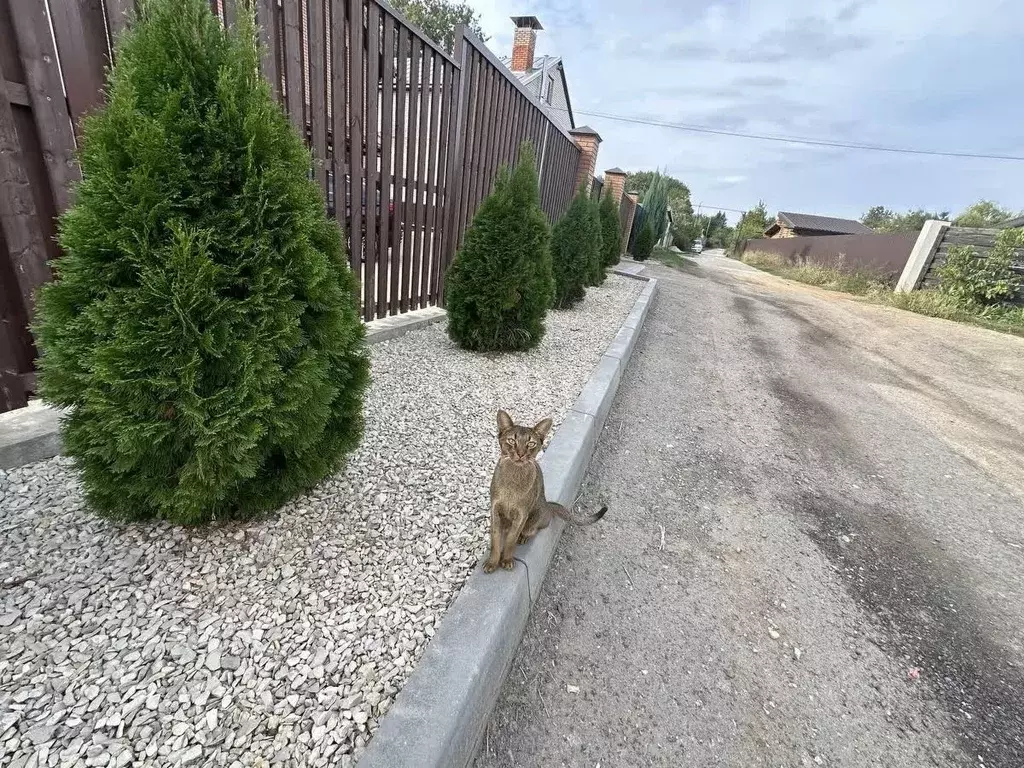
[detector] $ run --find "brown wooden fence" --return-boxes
[0,0,582,412]
[737,232,918,281]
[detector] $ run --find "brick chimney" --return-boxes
[510,16,543,72]
[569,126,602,197]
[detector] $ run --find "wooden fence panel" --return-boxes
[47,0,109,132]
[0,0,588,412]
[376,14,395,317]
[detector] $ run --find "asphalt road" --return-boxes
[473,252,1024,768]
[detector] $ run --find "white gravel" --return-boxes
[0,275,643,768]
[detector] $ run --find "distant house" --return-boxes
[765,211,874,238]
[998,215,1024,229]
[500,16,576,133]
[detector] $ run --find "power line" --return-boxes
[693,204,749,215]
[569,108,1024,162]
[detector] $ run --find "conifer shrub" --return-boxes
[599,190,622,270]
[585,196,606,287]
[33,0,370,525]
[444,143,553,350]
[550,186,601,307]
[632,217,657,261]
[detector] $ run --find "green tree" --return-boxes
[445,142,553,350]
[391,0,487,51]
[641,172,669,241]
[861,205,895,231]
[598,190,622,269]
[33,0,370,525]
[632,217,656,261]
[549,186,601,307]
[953,200,1018,228]
[626,171,694,219]
[861,206,950,232]
[586,196,606,286]
[732,200,772,246]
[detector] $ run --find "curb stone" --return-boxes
[357,275,659,768]
[0,307,447,471]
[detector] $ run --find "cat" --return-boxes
[484,409,607,573]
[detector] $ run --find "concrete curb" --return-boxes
[357,275,659,768]
[0,307,447,471]
[0,401,65,471]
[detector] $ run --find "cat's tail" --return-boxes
[546,501,607,526]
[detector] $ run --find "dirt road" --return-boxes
[473,253,1024,768]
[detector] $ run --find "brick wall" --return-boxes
[571,133,600,196]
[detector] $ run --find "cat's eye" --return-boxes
[506,437,515,445]
[527,440,536,448]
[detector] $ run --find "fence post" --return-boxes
[437,26,469,305]
[896,220,949,292]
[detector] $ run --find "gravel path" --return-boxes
[476,255,1024,768]
[0,275,642,768]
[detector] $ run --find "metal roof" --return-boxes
[774,211,874,235]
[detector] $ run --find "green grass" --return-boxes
[741,250,890,296]
[873,289,1024,337]
[741,250,1024,337]
[651,247,698,271]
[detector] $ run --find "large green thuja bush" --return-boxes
[34,0,370,524]
[444,142,553,350]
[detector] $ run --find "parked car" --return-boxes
[692,239,704,253]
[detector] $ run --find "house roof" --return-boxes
[499,53,575,128]
[770,211,874,235]
[605,167,626,175]
[500,53,560,87]
[999,215,1024,229]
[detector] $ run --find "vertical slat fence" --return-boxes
[0,0,584,412]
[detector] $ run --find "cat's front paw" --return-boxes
[483,560,499,574]
[500,559,515,571]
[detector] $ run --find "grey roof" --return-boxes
[499,53,562,86]
[604,167,626,175]
[569,125,602,140]
[999,215,1024,229]
[776,211,874,235]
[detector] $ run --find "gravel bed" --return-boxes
[0,275,643,768]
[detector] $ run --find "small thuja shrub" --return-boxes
[632,217,656,261]
[445,142,553,350]
[550,186,602,307]
[33,0,370,524]
[938,228,1024,308]
[598,190,622,270]
[585,196,606,287]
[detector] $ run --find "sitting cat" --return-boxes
[484,409,607,573]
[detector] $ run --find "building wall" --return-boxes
[546,67,573,132]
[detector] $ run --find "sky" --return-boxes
[468,0,1024,223]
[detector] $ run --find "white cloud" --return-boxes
[470,0,1024,222]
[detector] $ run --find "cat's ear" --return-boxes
[497,410,513,434]
[533,418,553,440]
